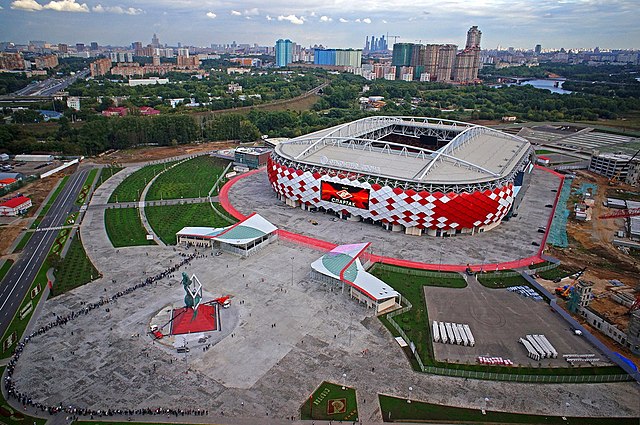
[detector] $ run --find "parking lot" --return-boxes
[425,276,608,366]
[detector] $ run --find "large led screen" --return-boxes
[320,181,370,210]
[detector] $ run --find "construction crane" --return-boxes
[386,33,400,46]
[599,207,640,220]
[555,267,587,300]
[609,147,640,185]
[629,295,640,315]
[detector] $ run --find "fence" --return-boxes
[374,263,465,279]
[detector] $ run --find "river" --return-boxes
[521,79,572,94]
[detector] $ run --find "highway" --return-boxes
[0,168,89,342]
[9,68,89,97]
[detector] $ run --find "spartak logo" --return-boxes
[335,190,353,200]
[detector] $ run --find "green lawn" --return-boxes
[146,156,228,201]
[104,207,156,247]
[379,395,639,424]
[75,168,98,205]
[51,236,100,297]
[109,162,178,203]
[535,265,577,281]
[146,202,234,245]
[535,149,555,155]
[94,166,123,190]
[476,270,529,288]
[0,368,47,425]
[371,263,467,289]
[31,175,69,229]
[300,382,358,421]
[0,260,14,283]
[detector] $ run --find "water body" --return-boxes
[522,79,572,94]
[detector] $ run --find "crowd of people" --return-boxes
[4,251,204,418]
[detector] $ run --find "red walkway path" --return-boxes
[218,166,564,272]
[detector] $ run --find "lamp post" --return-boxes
[407,386,413,403]
[290,256,294,285]
[342,373,347,390]
[438,242,444,272]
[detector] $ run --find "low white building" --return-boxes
[310,243,398,313]
[128,78,169,87]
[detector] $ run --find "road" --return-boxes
[0,168,89,341]
[9,68,89,97]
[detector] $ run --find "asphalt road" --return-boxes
[0,168,89,342]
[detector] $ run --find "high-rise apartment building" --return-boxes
[76,43,85,52]
[436,44,457,82]
[58,44,68,53]
[151,33,160,49]
[90,42,99,51]
[465,26,482,49]
[0,53,25,70]
[314,49,362,68]
[275,39,293,67]
[35,55,59,70]
[535,44,542,54]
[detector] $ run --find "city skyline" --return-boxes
[1,0,638,50]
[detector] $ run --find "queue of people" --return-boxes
[4,251,203,418]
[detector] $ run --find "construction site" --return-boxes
[509,123,640,364]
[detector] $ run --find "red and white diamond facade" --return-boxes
[268,116,533,236]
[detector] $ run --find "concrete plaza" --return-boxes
[227,167,559,266]
[7,165,640,424]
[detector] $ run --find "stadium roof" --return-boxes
[310,243,397,302]
[276,116,531,185]
[176,213,277,246]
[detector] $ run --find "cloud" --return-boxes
[277,14,304,25]
[339,17,348,23]
[319,15,332,22]
[206,11,216,19]
[43,0,89,12]
[244,7,258,16]
[382,19,387,24]
[230,10,241,16]
[362,18,371,24]
[265,15,272,21]
[354,18,360,22]
[92,4,141,15]
[10,0,43,11]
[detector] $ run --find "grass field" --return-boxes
[31,175,68,229]
[146,202,234,245]
[94,166,123,190]
[0,260,14,283]
[109,162,178,203]
[0,367,47,425]
[378,395,639,424]
[371,264,468,289]
[476,271,529,288]
[104,207,156,247]
[146,156,228,201]
[300,382,358,421]
[75,168,98,205]
[51,236,100,297]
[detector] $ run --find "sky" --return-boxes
[0,0,638,50]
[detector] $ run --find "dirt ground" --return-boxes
[91,140,240,165]
[0,165,77,257]
[545,170,639,361]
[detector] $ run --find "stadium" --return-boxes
[267,116,535,236]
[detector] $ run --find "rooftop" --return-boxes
[276,116,531,185]
[0,195,30,208]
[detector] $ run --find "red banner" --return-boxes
[320,181,370,210]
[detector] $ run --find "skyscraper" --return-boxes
[275,39,293,67]
[151,33,160,49]
[436,44,457,82]
[535,44,542,54]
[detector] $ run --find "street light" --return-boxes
[290,256,294,285]
[342,373,347,390]
[407,386,413,403]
